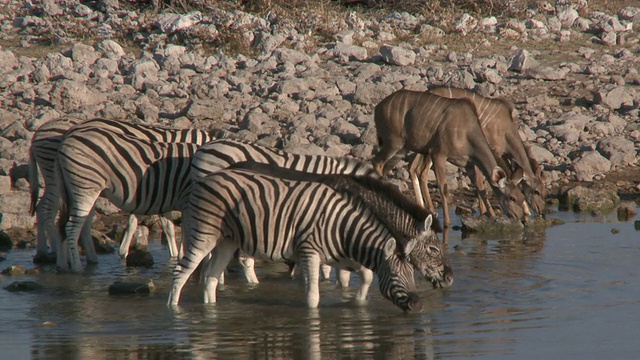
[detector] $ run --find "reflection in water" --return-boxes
[174,300,438,360]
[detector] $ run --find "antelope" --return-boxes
[429,85,547,217]
[372,89,529,227]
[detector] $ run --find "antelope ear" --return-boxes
[383,238,397,260]
[511,165,526,186]
[491,166,507,188]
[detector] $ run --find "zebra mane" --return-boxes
[228,161,442,238]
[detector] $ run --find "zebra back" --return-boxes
[191,138,377,180]
[65,118,215,145]
[57,127,200,214]
[30,117,220,214]
[227,161,439,239]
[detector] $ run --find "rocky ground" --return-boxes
[0,0,639,245]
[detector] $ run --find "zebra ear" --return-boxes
[383,238,397,259]
[417,214,433,233]
[403,238,417,257]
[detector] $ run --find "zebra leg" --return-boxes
[177,208,191,259]
[239,255,259,284]
[320,264,332,281]
[299,252,322,308]
[168,239,220,306]
[35,201,49,255]
[118,214,138,259]
[58,213,90,273]
[81,209,98,264]
[354,267,374,303]
[159,215,178,258]
[337,269,351,288]
[203,240,237,304]
[40,186,61,256]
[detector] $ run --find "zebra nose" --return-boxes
[431,265,454,288]
[405,292,423,313]
[442,265,454,287]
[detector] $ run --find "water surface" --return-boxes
[1,209,638,359]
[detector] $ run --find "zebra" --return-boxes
[186,138,379,283]
[55,125,215,273]
[168,166,437,312]
[225,161,454,298]
[29,117,218,264]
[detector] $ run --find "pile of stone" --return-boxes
[0,0,639,231]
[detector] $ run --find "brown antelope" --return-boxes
[372,90,529,227]
[429,86,547,217]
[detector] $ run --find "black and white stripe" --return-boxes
[191,138,377,181]
[54,121,215,272]
[227,161,454,291]
[169,166,428,312]
[187,138,379,283]
[29,117,217,263]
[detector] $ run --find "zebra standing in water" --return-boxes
[169,166,434,312]
[227,161,454,296]
[29,117,218,263]
[186,138,379,283]
[55,124,216,273]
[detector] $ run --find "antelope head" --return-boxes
[491,166,531,221]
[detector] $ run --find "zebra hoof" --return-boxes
[33,251,56,264]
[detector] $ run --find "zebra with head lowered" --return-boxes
[168,166,436,312]
[55,123,219,272]
[186,138,380,283]
[30,117,218,264]
[227,161,453,300]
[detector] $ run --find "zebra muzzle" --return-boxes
[431,265,454,289]
[404,292,423,313]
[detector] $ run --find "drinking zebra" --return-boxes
[186,138,380,283]
[226,160,453,298]
[55,124,216,272]
[29,117,219,264]
[168,166,437,312]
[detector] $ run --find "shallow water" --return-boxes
[1,209,639,359]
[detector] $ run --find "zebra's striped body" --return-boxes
[227,161,454,293]
[169,167,425,312]
[191,138,377,181]
[187,138,379,283]
[29,117,216,263]
[56,125,213,272]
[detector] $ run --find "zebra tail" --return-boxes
[28,148,39,217]
[56,168,69,240]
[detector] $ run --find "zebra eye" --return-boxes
[509,196,517,202]
[427,245,440,255]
